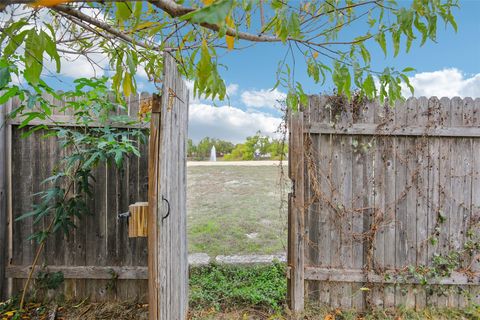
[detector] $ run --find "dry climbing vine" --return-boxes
[300,94,480,309]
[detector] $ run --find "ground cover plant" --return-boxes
[2,261,480,320]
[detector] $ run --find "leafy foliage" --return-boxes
[189,262,286,311]
[5,75,147,311]
[189,136,235,160]
[0,0,459,108]
[224,132,287,161]
[14,77,146,244]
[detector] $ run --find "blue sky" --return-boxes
[187,0,480,143]
[3,1,479,143]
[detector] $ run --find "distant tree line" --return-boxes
[188,137,235,160]
[188,132,287,161]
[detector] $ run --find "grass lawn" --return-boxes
[187,164,289,256]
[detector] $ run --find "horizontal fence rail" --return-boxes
[1,93,151,302]
[289,96,480,311]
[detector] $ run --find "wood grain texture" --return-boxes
[287,110,305,312]
[300,96,480,311]
[0,100,7,299]
[6,93,150,302]
[149,53,189,320]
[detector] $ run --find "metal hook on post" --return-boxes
[161,195,170,222]
[118,211,130,220]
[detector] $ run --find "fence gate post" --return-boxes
[288,110,305,312]
[148,54,189,320]
[0,100,7,299]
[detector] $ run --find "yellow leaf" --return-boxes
[133,21,157,32]
[324,314,334,320]
[202,0,214,5]
[225,15,234,51]
[30,0,71,7]
[313,51,319,59]
[123,72,132,97]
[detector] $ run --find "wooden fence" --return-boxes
[288,96,480,311]
[0,93,151,301]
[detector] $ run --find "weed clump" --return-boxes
[189,262,286,312]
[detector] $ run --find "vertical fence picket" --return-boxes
[426,97,441,307]
[0,100,7,299]
[470,98,480,304]
[288,109,305,312]
[383,101,396,308]
[317,96,332,306]
[415,96,429,309]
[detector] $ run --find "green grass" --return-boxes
[187,165,289,256]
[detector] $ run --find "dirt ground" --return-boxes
[2,302,477,320]
[0,302,282,320]
[187,164,290,256]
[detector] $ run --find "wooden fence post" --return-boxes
[0,101,7,299]
[288,110,305,313]
[148,93,161,320]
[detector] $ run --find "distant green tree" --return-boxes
[215,140,235,155]
[187,139,197,158]
[193,137,235,160]
[224,132,287,161]
[196,137,214,159]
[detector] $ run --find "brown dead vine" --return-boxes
[299,94,480,309]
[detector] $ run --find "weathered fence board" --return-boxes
[0,96,7,299]
[148,54,189,320]
[1,92,151,302]
[288,110,305,312]
[289,96,480,311]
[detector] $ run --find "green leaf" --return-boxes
[3,30,28,58]
[180,0,234,26]
[363,75,376,99]
[24,30,44,85]
[286,92,298,111]
[400,73,414,96]
[0,87,18,104]
[288,13,301,38]
[0,66,11,89]
[402,67,415,73]
[116,2,133,22]
[359,43,371,65]
[392,30,400,57]
[41,31,61,73]
[414,15,428,46]
[375,32,387,57]
[428,14,437,41]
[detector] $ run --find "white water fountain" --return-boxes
[209,145,217,162]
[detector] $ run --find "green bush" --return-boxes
[189,262,286,312]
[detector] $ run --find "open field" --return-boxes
[187,163,289,256]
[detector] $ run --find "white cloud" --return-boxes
[189,103,282,143]
[403,68,480,98]
[55,52,109,78]
[226,83,239,96]
[241,88,286,109]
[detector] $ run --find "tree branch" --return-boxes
[147,0,281,42]
[54,5,161,51]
